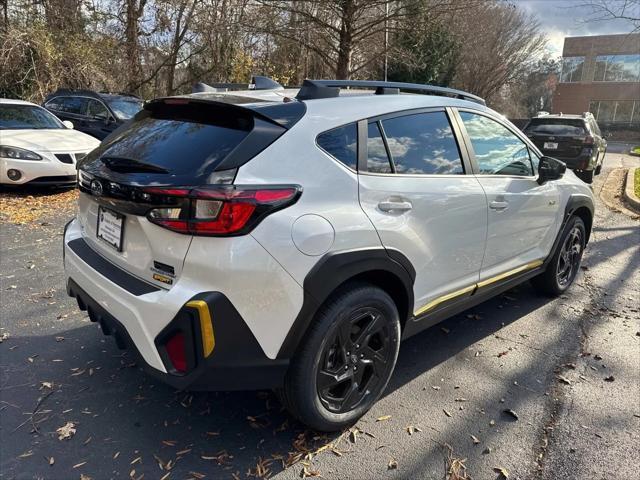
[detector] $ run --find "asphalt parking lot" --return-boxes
[1,152,638,480]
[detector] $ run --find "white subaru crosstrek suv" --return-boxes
[64,80,594,431]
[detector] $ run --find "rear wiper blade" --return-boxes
[101,156,169,173]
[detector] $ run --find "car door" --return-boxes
[86,99,115,140]
[453,109,561,282]
[51,96,90,133]
[357,108,488,318]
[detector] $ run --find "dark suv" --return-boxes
[43,89,143,140]
[523,113,606,183]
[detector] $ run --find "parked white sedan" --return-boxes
[0,99,100,186]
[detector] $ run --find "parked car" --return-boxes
[523,112,607,184]
[63,79,594,431]
[43,89,143,140]
[0,99,100,186]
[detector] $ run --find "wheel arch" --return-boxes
[276,248,415,359]
[565,194,594,244]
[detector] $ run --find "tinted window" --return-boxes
[87,99,110,119]
[381,112,463,175]
[89,111,251,175]
[0,105,64,130]
[317,123,357,169]
[460,112,533,176]
[59,97,88,115]
[525,119,586,136]
[45,98,63,111]
[367,122,392,173]
[108,99,143,120]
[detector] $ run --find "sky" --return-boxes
[516,0,639,57]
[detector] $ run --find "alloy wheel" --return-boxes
[556,225,583,287]
[316,307,392,414]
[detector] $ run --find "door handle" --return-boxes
[378,200,413,212]
[489,200,509,211]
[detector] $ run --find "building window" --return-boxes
[589,100,638,122]
[560,56,585,83]
[593,54,640,82]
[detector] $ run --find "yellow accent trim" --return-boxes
[414,284,476,317]
[186,300,215,357]
[476,259,544,289]
[413,259,544,317]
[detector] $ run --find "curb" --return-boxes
[623,167,640,213]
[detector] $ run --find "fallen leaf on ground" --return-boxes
[470,434,480,444]
[387,459,398,470]
[503,409,519,420]
[406,425,422,435]
[604,375,615,382]
[56,422,76,440]
[376,415,392,422]
[557,375,571,385]
[493,466,509,478]
[443,409,452,418]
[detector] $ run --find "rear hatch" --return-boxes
[75,96,303,289]
[524,118,588,159]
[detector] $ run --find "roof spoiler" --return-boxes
[192,76,284,94]
[296,79,485,105]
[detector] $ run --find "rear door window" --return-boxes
[317,123,357,170]
[60,97,89,116]
[380,112,464,175]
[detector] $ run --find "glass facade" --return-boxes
[560,56,585,83]
[593,54,640,82]
[589,100,639,122]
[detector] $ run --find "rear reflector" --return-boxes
[165,332,187,373]
[146,185,301,236]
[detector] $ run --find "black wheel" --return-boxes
[279,283,400,431]
[531,216,586,297]
[576,169,594,184]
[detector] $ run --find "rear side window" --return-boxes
[59,97,89,115]
[317,123,357,170]
[525,119,586,136]
[91,109,252,175]
[380,112,464,175]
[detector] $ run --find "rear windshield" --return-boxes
[87,105,252,176]
[525,119,586,136]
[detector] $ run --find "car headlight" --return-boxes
[0,146,42,160]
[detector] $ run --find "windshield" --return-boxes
[108,99,143,120]
[525,119,586,136]
[0,104,65,130]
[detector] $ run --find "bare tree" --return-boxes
[580,0,640,32]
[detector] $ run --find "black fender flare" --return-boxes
[276,247,415,359]
[545,193,595,269]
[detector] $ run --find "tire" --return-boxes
[279,282,401,431]
[576,169,594,184]
[531,216,586,297]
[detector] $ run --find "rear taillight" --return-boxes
[165,332,187,373]
[145,185,301,236]
[583,136,594,145]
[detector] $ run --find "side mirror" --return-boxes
[538,156,566,185]
[62,120,74,129]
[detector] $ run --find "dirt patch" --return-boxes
[598,168,640,219]
[0,188,78,226]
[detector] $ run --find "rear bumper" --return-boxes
[67,279,289,390]
[64,218,291,390]
[550,152,595,171]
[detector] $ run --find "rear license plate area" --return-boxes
[97,206,124,251]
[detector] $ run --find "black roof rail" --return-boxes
[192,76,283,94]
[46,88,105,101]
[295,79,485,105]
